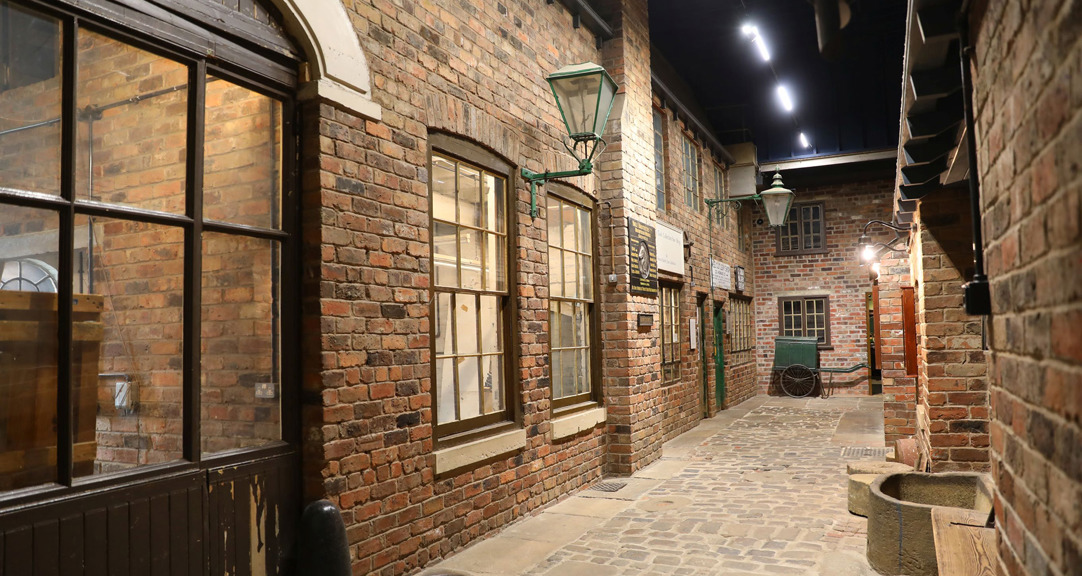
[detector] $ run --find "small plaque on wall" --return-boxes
[628,217,658,297]
[637,313,654,327]
[735,266,746,292]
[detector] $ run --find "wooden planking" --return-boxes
[168,488,188,576]
[232,474,252,576]
[108,503,131,576]
[931,507,996,576]
[207,478,220,576]
[263,469,279,575]
[149,494,170,576]
[58,515,83,575]
[129,498,150,576]
[188,486,204,576]
[4,527,32,576]
[0,527,4,576]
[32,520,59,576]
[84,508,108,575]
[216,475,236,576]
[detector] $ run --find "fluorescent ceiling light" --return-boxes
[777,85,794,112]
[799,132,810,148]
[741,24,756,37]
[741,24,770,61]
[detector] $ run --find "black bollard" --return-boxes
[296,500,352,576]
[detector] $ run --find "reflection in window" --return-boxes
[661,285,681,383]
[729,296,753,352]
[681,134,699,210]
[431,152,508,431]
[548,195,594,405]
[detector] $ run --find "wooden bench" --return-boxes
[931,506,996,576]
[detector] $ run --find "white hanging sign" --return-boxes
[655,221,684,275]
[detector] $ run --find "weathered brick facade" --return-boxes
[968,1,1082,574]
[750,176,893,397]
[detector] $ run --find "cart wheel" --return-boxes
[781,364,817,398]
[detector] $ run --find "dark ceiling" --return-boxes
[649,0,907,164]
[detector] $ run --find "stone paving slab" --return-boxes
[419,396,884,576]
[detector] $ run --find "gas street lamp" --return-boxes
[705,168,796,228]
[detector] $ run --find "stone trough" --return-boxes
[866,472,993,576]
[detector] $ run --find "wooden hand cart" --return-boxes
[772,336,868,398]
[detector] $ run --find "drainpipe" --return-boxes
[957,1,990,315]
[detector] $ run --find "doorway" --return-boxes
[713,301,726,410]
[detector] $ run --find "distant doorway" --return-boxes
[867,290,882,394]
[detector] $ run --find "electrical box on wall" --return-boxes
[727,142,760,197]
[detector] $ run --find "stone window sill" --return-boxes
[433,427,526,475]
[552,406,607,441]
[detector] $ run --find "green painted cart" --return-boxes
[772,336,869,398]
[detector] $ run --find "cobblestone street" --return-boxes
[421,396,886,576]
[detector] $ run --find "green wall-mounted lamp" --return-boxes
[705,168,795,228]
[522,62,620,217]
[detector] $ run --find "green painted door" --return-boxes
[713,301,725,409]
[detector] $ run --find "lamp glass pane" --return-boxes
[762,191,793,227]
[550,73,601,137]
[591,75,616,136]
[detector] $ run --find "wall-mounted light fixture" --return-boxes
[856,220,911,266]
[705,169,795,228]
[522,62,620,218]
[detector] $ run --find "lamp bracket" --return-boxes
[522,136,606,218]
[705,196,752,223]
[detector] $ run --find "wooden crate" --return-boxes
[0,291,104,489]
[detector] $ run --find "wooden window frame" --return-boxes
[775,201,827,256]
[680,133,699,211]
[728,295,753,352]
[712,162,726,229]
[428,133,518,442]
[547,186,600,413]
[0,0,300,507]
[652,107,667,212]
[777,295,832,348]
[660,283,681,384]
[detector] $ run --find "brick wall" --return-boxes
[878,249,915,444]
[911,187,990,472]
[751,176,893,397]
[970,1,1082,574]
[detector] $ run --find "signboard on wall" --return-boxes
[735,266,746,291]
[628,217,658,296]
[711,259,731,291]
[655,221,684,275]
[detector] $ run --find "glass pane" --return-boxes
[200,233,280,454]
[547,199,561,249]
[0,205,59,490]
[203,76,281,228]
[435,358,455,424]
[434,292,453,356]
[559,301,574,348]
[0,4,61,196]
[456,294,477,355]
[481,355,503,414]
[578,206,591,252]
[550,73,600,136]
[458,165,481,228]
[484,232,505,292]
[457,356,480,420]
[561,203,576,250]
[460,227,482,290]
[482,173,504,233]
[549,248,563,298]
[561,349,577,399]
[479,295,500,353]
[550,348,563,399]
[549,307,559,349]
[75,215,184,476]
[431,156,456,222]
[580,254,592,301]
[564,246,577,299]
[76,30,188,214]
[575,303,588,347]
[433,221,457,287]
[577,348,589,395]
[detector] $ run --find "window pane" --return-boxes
[0,205,60,490]
[458,165,481,228]
[0,4,61,196]
[561,202,576,250]
[574,302,587,347]
[200,233,280,454]
[460,227,482,290]
[484,232,505,292]
[561,349,577,399]
[76,30,187,214]
[547,199,561,249]
[549,248,563,298]
[432,156,456,222]
[479,295,500,353]
[481,355,502,414]
[577,207,590,253]
[435,358,455,424]
[457,356,480,420]
[577,348,589,395]
[434,292,453,356]
[550,348,563,399]
[203,76,282,229]
[580,254,592,300]
[75,215,184,476]
[455,293,477,355]
[564,247,577,299]
[482,173,504,233]
[433,221,457,287]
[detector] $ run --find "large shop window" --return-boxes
[0,3,296,494]
[729,295,753,352]
[653,108,666,211]
[660,284,681,384]
[777,202,826,255]
[548,191,596,410]
[779,296,831,346]
[680,134,699,210]
[430,143,513,438]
